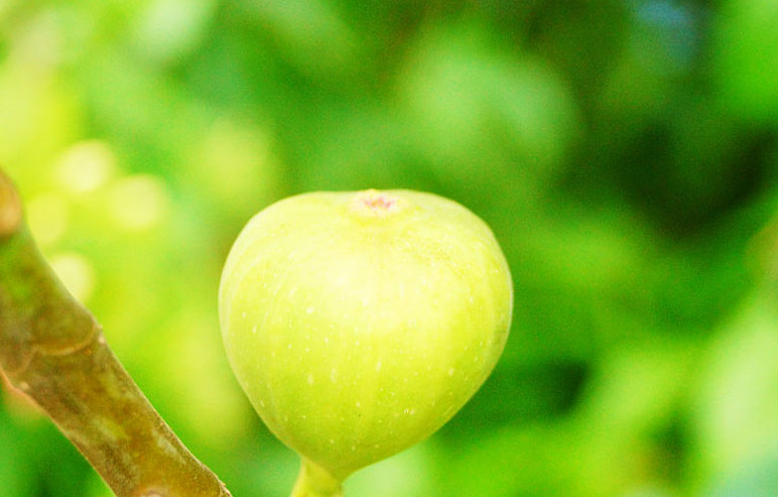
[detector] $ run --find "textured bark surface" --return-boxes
[0,169,232,497]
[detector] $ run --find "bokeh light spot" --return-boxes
[107,175,169,231]
[50,252,96,303]
[56,140,117,194]
[27,193,70,246]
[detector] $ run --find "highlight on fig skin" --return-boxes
[219,188,513,497]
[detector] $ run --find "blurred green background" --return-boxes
[2,0,778,496]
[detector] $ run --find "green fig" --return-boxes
[219,189,512,496]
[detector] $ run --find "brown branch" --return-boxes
[0,169,22,239]
[0,169,232,497]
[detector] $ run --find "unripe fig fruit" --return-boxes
[219,189,512,495]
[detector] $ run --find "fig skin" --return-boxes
[219,189,513,482]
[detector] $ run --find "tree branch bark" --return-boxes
[0,168,233,497]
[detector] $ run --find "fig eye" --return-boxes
[349,190,403,217]
[360,190,397,210]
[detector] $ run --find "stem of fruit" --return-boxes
[290,458,344,497]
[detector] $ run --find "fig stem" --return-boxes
[290,458,344,497]
[0,169,23,239]
[0,168,232,497]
